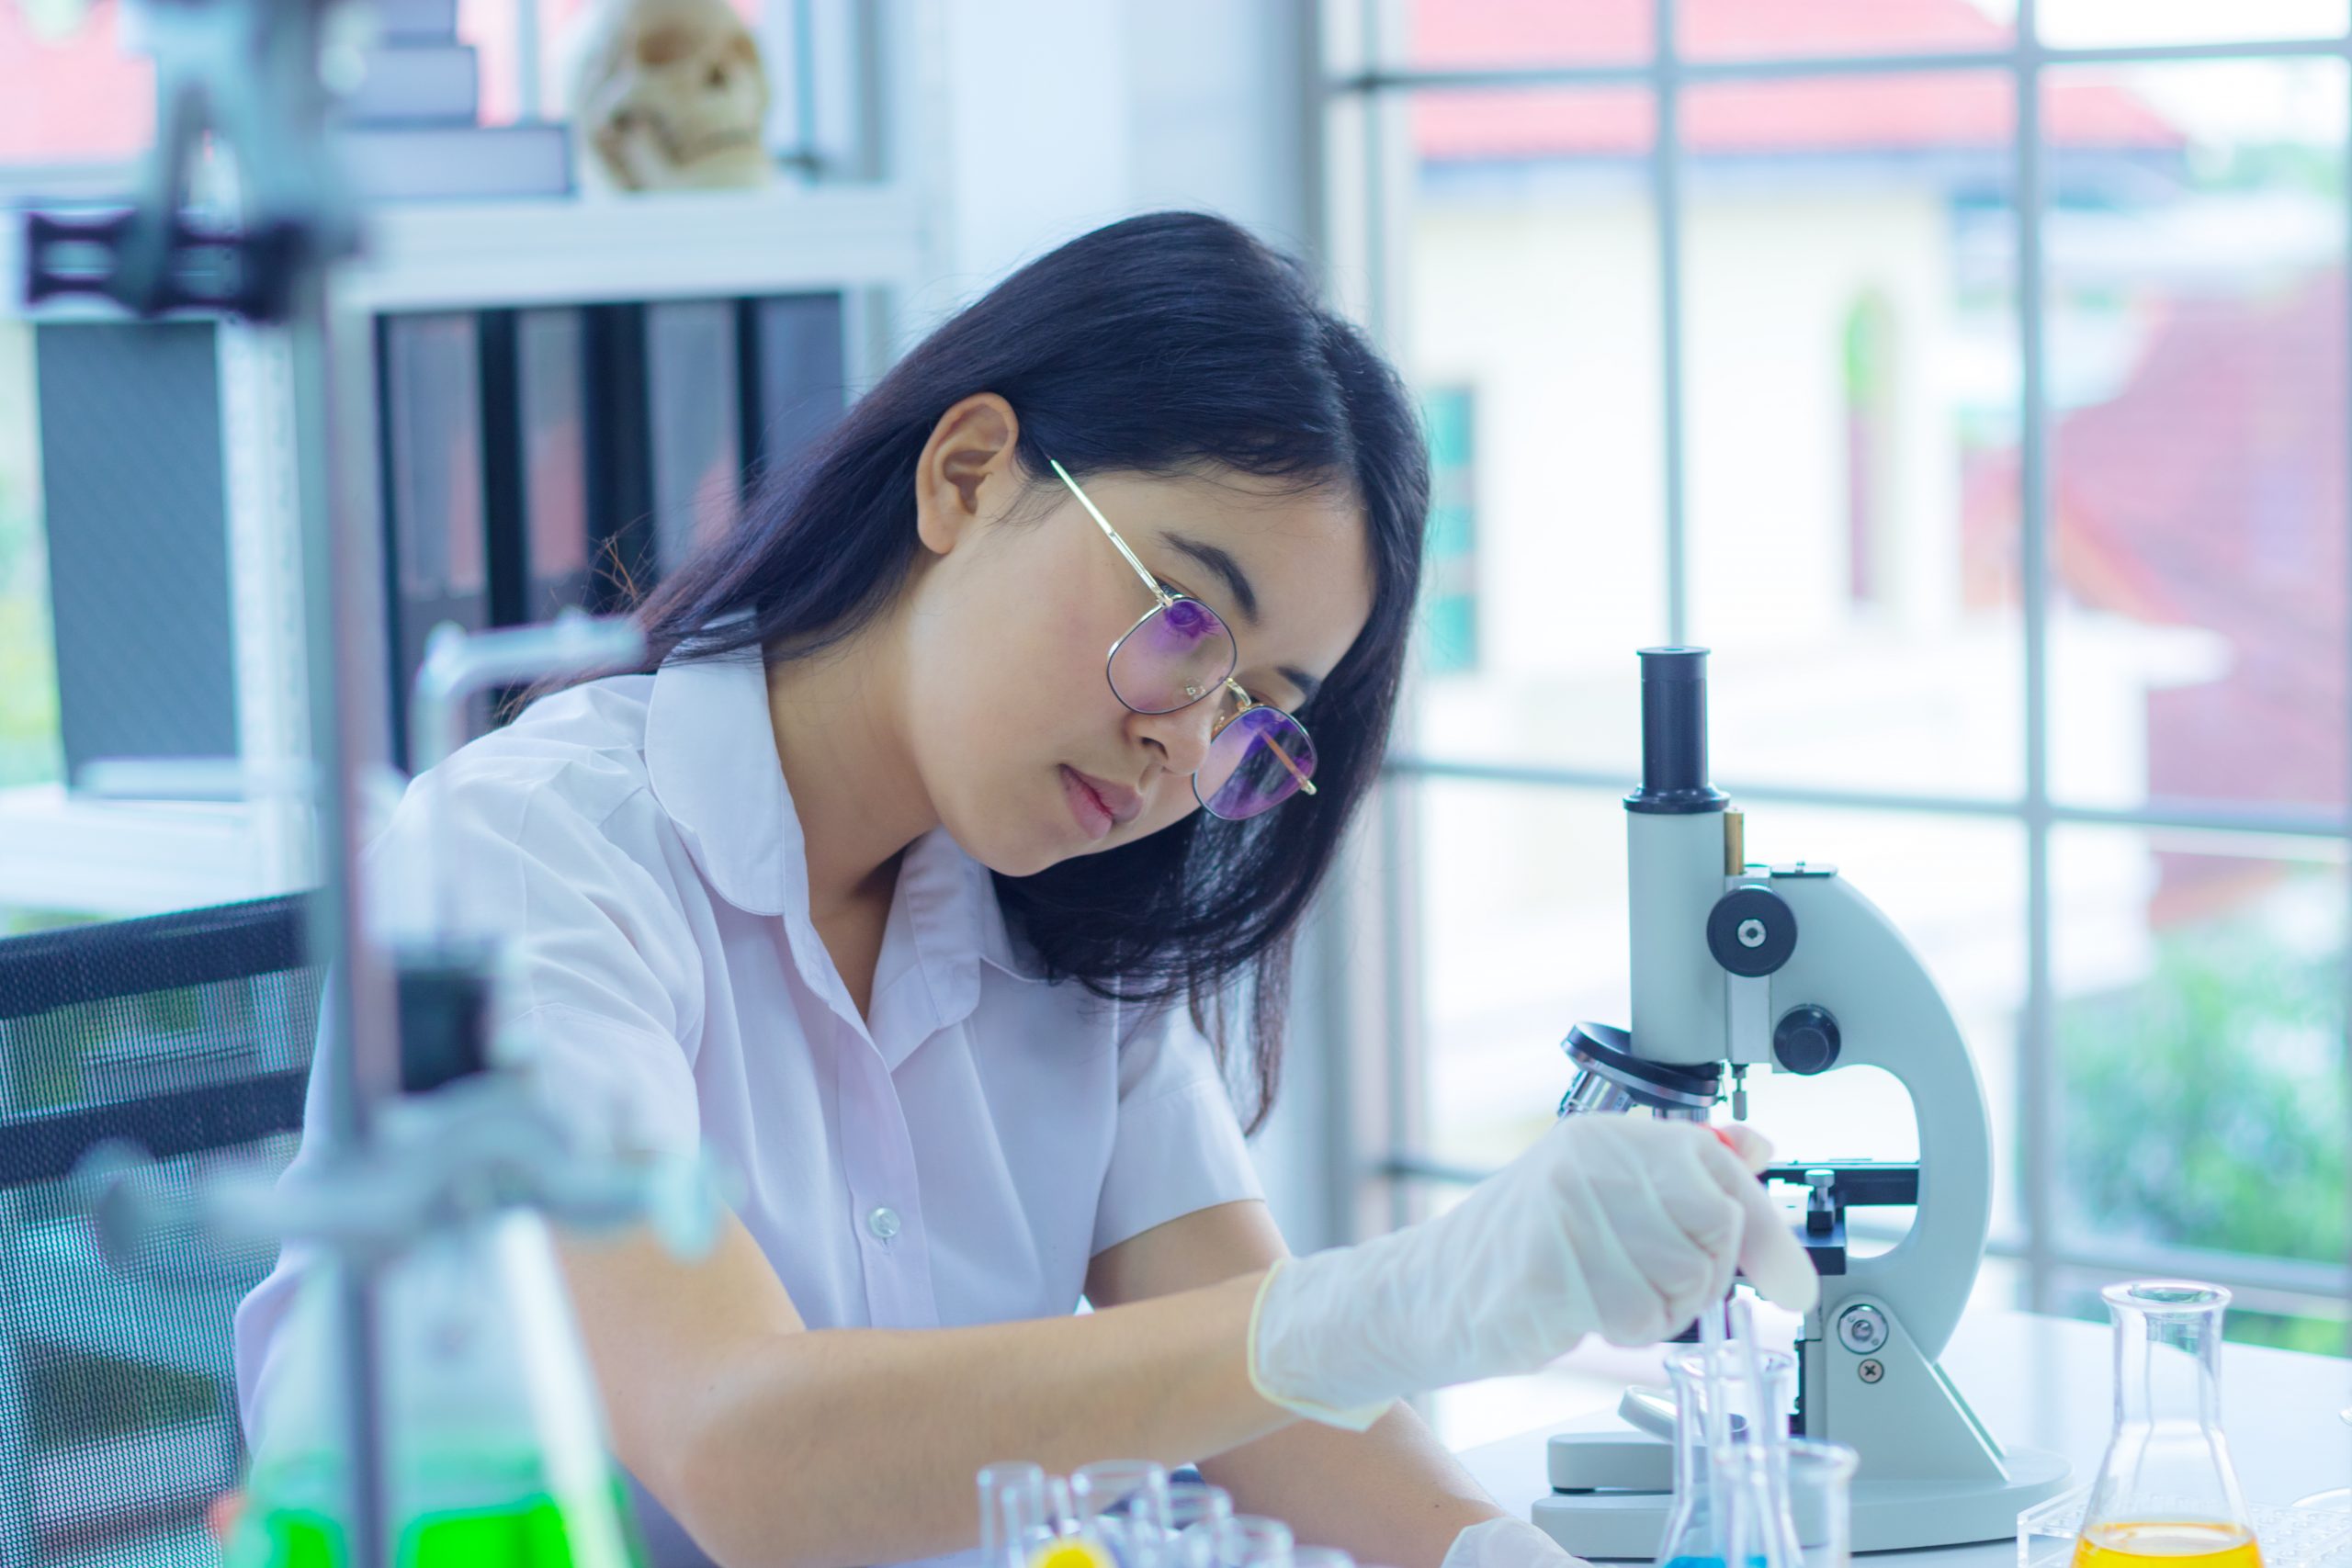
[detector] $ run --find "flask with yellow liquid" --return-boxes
[2072,1281,2263,1568]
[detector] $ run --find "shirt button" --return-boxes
[865,1205,901,1242]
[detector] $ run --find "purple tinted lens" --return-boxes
[1109,598,1236,714]
[1196,705,1317,820]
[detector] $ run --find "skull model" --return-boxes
[569,0,775,192]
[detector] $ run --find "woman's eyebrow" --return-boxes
[1164,533,1260,626]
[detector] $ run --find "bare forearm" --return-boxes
[1200,1403,1503,1568]
[669,1271,1287,1568]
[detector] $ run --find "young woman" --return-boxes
[236,212,1814,1568]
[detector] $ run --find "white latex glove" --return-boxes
[1247,1116,1818,1429]
[1442,1517,1589,1568]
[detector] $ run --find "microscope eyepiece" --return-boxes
[1627,647,1728,815]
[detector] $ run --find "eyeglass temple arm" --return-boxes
[1224,680,1317,796]
[1049,458,1176,607]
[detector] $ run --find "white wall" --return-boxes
[901,0,1319,321]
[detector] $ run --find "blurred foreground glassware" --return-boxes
[224,1214,646,1568]
[982,1462,1055,1568]
[2073,1282,2263,1568]
[1074,1461,1173,1568]
[1657,1344,1799,1568]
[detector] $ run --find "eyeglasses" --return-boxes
[1047,458,1319,821]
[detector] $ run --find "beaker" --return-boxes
[2073,1281,2263,1568]
[227,1212,646,1568]
[1657,1345,1799,1568]
[982,1463,1054,1568]
[1072,1461,1173,1568]
[1194,1516,1294,1568]
[1735,1440,1856,1568]
[1161,1480,1237,1568]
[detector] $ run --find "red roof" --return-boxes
[1411,0,2182,161]
[1962,273,2347,817]
[0,1,152,167]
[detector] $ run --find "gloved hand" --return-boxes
[1442,1517,1589,1568]
[1246,1116,1818,1430]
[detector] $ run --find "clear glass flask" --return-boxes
[2073,1281,2264,1568]
[1656,1345,1800,1568]
[226,1212,646,1568]
[1073,1461,1174,1568]
[981,1463,1055,1568]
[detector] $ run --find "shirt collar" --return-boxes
[641,641,1046,1021]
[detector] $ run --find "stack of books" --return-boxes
[334,0,571,200]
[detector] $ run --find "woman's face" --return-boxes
[900,400,1376,878]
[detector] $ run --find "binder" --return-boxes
[741,292,848,484]
[515,310,594,620]
[646,299,743,575]
[379,311,489,766]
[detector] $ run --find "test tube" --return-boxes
[1203,1516,1294,1568]
[980,1462,1051,1568]
[1073,1461,1173,1568]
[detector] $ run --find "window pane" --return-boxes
[0,318,62,806]
[1680,0,2015,61]
[2050,1269,2349,1359]
[2042,62,2347,815]
[2036,0,2348,50]
[1415,780,1628,1171]
[1681,72,2022,799]
[1399,0,1652,70]
[2052,827,2347,1282]
[1399,86,1667,773]
[0,0,152,173]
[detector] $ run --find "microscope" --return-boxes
[1531,649,2072,1558]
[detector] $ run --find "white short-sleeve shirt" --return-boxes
[232,645,1265,1568]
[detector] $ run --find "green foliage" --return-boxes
[2058,906,2348,1351]
[0,417,63,792]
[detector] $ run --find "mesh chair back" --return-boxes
[0,897,318,1568]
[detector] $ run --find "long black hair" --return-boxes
[621,211,1428,1130]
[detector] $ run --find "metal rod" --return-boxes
[2340,8,2352,1368]
[516,0,545,124]
[286,267,398,1568]
[1379,754,2352,840]
[2016,1,2058,1321]
[1328,30,2352,96]
[1657,0,1688,646]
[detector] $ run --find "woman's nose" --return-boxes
[1133,697,1220,779]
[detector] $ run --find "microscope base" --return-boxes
[1534,1424,2073,1559]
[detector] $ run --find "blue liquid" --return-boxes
[1663,1557,1770,1568]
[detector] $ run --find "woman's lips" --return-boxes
[1061,765,1114,840]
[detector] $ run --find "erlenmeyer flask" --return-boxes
[2073,1281,2263,1568]
[228,1209,645,1568]
[1656,1345,1799,1568]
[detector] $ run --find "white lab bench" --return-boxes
[1454,1309,2352,1563]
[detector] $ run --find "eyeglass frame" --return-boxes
[1045,457,1318,813]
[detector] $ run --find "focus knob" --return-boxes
[1773,1005,1841,1075]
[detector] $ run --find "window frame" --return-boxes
[1323,0,2352,1329]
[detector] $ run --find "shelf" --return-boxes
[5,181,929,320]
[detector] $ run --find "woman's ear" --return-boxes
[914,393,1022,556]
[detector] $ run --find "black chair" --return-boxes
[0,896,317,1568]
